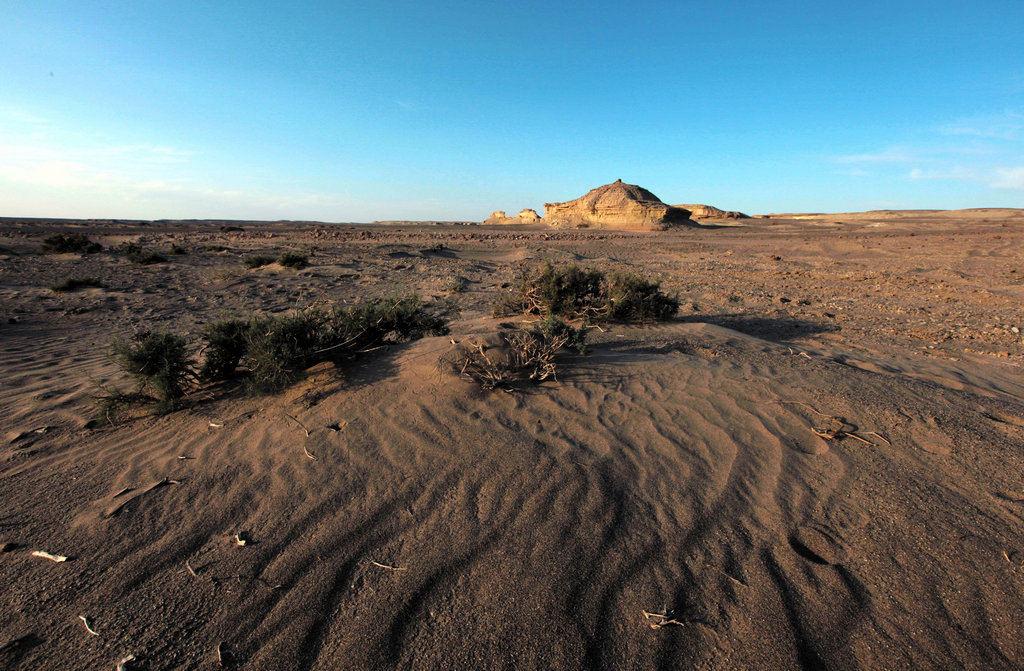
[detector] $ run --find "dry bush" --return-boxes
[493,261,678,323]
[456,318,586,390]
[40,233,103,254]
[51,276,106,292]
[244,254,275,268]
[122,242,166,265]
[277,252,309,268]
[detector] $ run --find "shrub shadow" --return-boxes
[679,313,839,343]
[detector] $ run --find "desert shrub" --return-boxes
[244,254,275,269]
[457,318,585,390]
[244,311,329,393]
[169,244,187,255]
[494,262,603,319]
[277,252,309,269]
[51,276,106,292]
[605,272,679,321]
[243,294,448,393]
[122,243,166,265]
[40,233,102,254]
[494,262,678,323]
[199,318,251,381]
[111,331,193,413]
[532,315,588,354]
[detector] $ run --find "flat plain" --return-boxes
[1,209,1023,670]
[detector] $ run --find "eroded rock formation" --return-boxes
[514,209,541,222]
[675,204,749,220]
[544,180,692,230]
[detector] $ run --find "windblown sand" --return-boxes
[1,210,1022,669]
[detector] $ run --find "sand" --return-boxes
[1,210,1022,669]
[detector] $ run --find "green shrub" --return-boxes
[532,315,588,354]
[277,252,309,269]
[605,272,679,321]
[494,262,678,323]
[40,233,102,254]
[122,242,166,265]
[243,294,448,394]
[51,276,106,292]
[244,254,275,269]
[199,319,251,381]
[111,331,193,413]
[244,311,328,393]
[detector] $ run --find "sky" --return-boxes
[1,1,1022,221]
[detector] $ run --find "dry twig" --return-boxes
[79,615,99,636]
[369,560,407,571]
[642,610,686,629]
[284,413,310,437]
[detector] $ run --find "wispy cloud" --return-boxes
[834,147,917,163]
[938,111,1023,140]
[0,105,50,125]
[0,125,364,219]
[991,167,1024,190]
[908,167,976,181]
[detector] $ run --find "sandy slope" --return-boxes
[1,212,1023,670]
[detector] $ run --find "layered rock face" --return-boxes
[676,204,749,220]
[544,180,692,230]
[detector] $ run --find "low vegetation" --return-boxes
[456,316,587,390]
[277,252,309,269]
[122,242,167,265]
[244,254,275,269]
[40,233,103,255]
[100,295,448,419]
[110,331,193,414]
[50,276,106,292]
[494,262,678,322]
[238,294,447,393]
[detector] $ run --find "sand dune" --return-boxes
[1,213,1022,669]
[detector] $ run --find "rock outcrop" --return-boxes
[675,204,749,220]
[483,208,543,225]
[514,208,541,223]
[483,210,509,224]
[544,180,692,230]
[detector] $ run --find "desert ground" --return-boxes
[1,209,1023,670]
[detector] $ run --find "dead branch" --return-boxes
[642,610,687,629]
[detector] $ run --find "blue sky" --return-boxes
[1,1,1022,221]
